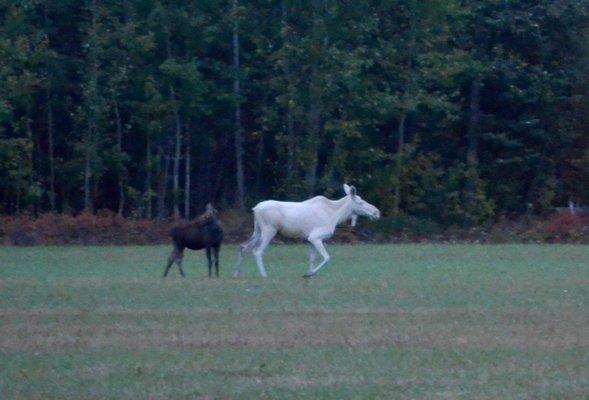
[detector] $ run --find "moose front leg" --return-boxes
[303,238,331,278]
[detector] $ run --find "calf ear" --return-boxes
[206,203,214,212]
[343,183,351,195]
[349,185,357,197]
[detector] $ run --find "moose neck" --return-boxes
[330,196,354,226]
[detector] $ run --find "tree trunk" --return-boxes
[46,88,56,211]
[60,183,71,214]
[285,101,295,188]
[25,111,34,189]
[114,98,125,216]
[84,0,99,214]
[195,134,211,209]
[172,95,182,219]
[393,113,407,215]
[281,0,296,188]
[212,135,227,206]
[145,135,152,219]
[15,166,21,214]
[255,129,265,198]
[166,35,182,219]
[232,0,245,210]
[43,5,56,212]
[465,74,481,210]
[305,0,323,196]
[305,98,320,196]
[83,128,92,213]
[467,75,481,172]
[322,128,344,191]
[23,111,36,214]
[184,123,191,219]
[156,147,170,220]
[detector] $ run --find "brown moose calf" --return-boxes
[163,204,224,278]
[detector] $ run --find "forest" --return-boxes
[0,0,587,228]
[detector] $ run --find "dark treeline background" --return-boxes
[0,0,587,226]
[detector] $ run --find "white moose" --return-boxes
[235,184,381,278]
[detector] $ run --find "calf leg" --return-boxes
[164,246,184,278]
[177,255,186,277]
[213,245,220,277]
[206,247,212,278]
[163,255,174,278]
[303,238,330,278]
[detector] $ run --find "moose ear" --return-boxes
[206,203,214,212]
[343,184,357,198]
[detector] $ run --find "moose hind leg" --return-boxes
[235,233,259,277]
[308,245,318,274]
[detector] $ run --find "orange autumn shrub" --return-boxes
[1,210,588,245]
[0,211,172,245]
[542,213,589,241]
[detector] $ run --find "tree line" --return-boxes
[0,0,587,226]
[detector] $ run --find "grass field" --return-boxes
[0,244,588,399]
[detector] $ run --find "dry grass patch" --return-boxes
[1,308,587,351]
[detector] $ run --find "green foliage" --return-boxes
[0,0,586,219]
[443,163,495,226]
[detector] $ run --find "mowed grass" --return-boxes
[0,244,587,399]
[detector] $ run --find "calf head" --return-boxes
[194,203,219,225]
[205,203,219,217]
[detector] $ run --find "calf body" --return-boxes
[163,206,224,278]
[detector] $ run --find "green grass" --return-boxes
[1,244,588,399]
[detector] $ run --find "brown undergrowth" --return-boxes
[0,210,587,245]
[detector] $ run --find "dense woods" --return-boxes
[0,0,587,227]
